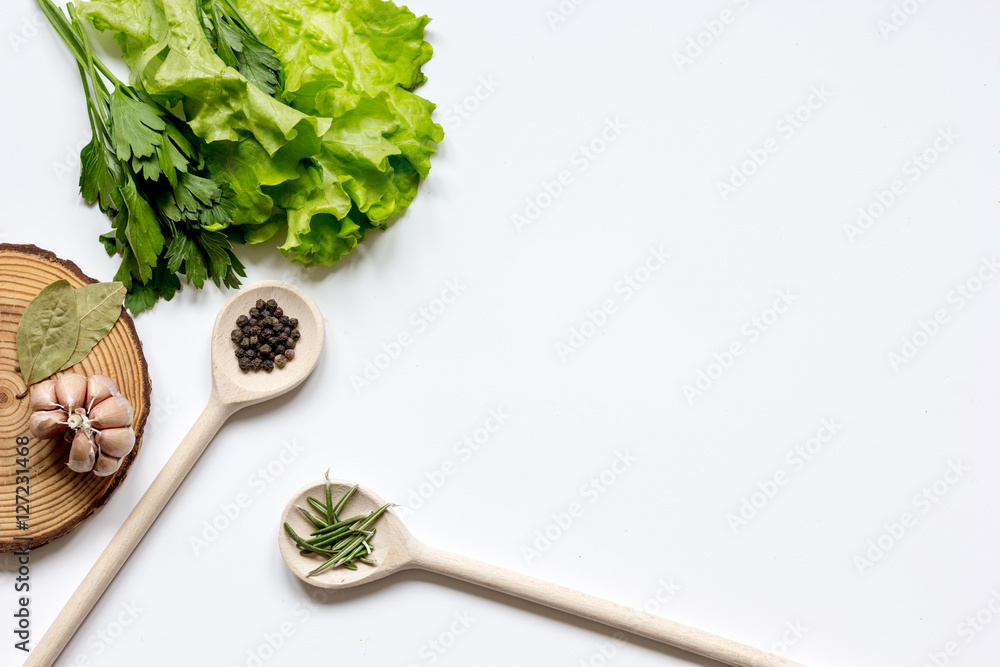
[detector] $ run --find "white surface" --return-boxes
[2,1,999,666]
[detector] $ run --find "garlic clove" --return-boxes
[29,379,60,411]
[68,430,97,473]
[87,375,120,410]
[96,427,135,459]
[55,373,88,412]
[29,410,69,439]
[92,452,123,477]
[88,395,134,429]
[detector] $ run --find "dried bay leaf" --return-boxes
[59,282,127,370]
[16,279,79,386]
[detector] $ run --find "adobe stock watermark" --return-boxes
[395,407,512,518]
[233,593,323,667]
[716,85,832,202]
[7,12,46,53]
[853,459,969,575]
[62,600,144,666]
[672,0,756,73]
[51,136,91,183]
[188,439,306,555]
[843,126,958,244]
[350,278,467,394]
[887,255,997,371]
[521,449,638,565]
[768,620,809,658]
[574,577,683,666]
[920,589,1000,667]
[726,417,844,534]
[682,289,799,405]
[877,0,932,39]
[511,117,627,233]
[148,395,181,426]
[443,76,500,130]
[545,0,590,30]
[406,610,477,667]
[555,246,670,363]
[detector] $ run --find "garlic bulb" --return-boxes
[27,373,136,477]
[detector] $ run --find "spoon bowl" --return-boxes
[280,480,414,589]
[211,281,324,407]
[278,478,810,667]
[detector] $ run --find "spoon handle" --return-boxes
[23,393,234,667]
[412,545,808,667]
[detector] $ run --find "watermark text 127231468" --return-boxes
[13,434,32,652]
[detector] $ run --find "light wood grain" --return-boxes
[0,243,151,552]
[281,481,811,667]
[24,280,324,667]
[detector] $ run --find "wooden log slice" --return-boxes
[0,244,151,551]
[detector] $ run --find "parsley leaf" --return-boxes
[202,0,282,96]
[109,88,164,163]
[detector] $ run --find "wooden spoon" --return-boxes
[280,480,810,667]
[26,281,324,667]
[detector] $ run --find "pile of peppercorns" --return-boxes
[231,298,300,372]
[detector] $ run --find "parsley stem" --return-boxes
[37,0,130,96]
[36,0,85,63]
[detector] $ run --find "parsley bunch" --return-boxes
[38,0,246,313]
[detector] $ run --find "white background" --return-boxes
[2,1,1000,666]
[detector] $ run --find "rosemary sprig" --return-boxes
[283,481,390,575]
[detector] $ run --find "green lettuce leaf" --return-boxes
[78,0,442,267]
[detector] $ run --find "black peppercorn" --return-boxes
[232,298,298,372]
